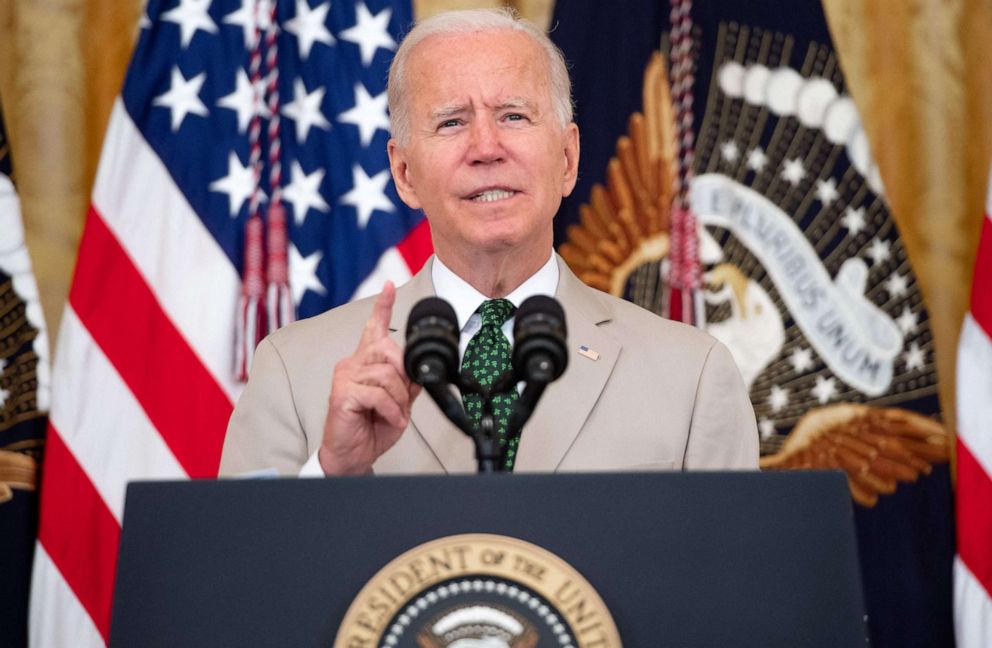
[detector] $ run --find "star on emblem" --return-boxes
[866,238,892,266]
[758,418,777,441]
[841,206,867,236]
[885,272,909,298]
[903,342,925,371]
[811,375,837,404]
[781,158,807,186]
[768,385,790,412]
[340,164,394,228]
[153,67,209,131]
[340,1,396,66]
[161,0,218,48]
[815,178,839,205]
[789,347,814,373]
[896,306,918,335]
[720,140,739,163]
[338,82,390,147]
[746,147,767,172]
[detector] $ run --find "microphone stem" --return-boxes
[425,382,503,473]
[505,380,547,447]
[478,412,499,473]
[424,383,474,436]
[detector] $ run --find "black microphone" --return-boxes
[504,295,568,450]
[404,297,459,386]
[405,297,501,470]
[512,295,568,383]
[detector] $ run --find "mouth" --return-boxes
[466,188,518,203]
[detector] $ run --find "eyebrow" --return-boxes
[429,105,469,121]
[428,98,538,122]
[496,98,536,112]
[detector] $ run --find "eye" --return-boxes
[437,118,461,130]
[503,113,526,122]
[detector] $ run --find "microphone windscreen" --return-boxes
[406,297,458,337]
[514,295,566,336]
[405,297,460,384]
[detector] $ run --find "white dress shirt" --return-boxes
[301,253,559,476]
[431,253,559,360]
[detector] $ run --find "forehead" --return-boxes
[404,30,551,108]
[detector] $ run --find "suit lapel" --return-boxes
[514,258,620,472]
[389,259,476,473]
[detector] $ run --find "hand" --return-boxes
[318,282,422,475]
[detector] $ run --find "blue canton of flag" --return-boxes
[128,0,425,318]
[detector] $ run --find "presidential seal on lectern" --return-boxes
[334,533,621,648]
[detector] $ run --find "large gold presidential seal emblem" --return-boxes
[334,534,622,648]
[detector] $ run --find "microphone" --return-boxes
[512,295,568,383]
[404,297,459,386]
[504,295,568,449]
[404,298,478,455]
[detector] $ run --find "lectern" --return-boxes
[110,471,865,647]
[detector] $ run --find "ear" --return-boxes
[387,138,422,210]
[560,122,580,197]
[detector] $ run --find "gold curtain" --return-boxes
[0,0,88,339]
[0,0,988,435]
[822,0,992,435]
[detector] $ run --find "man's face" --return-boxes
[387,30,579,267]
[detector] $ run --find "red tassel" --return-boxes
[235,214,267,381]
[265,202,294,332]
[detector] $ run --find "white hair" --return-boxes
[386,7,574,145]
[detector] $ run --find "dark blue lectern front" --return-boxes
[110,471,865,647]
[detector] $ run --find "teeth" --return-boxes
[471,189,515,202]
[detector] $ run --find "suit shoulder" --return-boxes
[587,288,719,352]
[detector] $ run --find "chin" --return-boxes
[468,237,523,255]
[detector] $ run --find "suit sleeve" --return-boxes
[219,337,312,477]
[685,339,760,469]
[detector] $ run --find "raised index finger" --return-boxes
[358,280,396,349]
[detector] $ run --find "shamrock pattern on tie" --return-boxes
[460,299,520,471]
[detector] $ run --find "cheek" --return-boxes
[538,149,568,192]
[534,141,567,175]
[411,151,451,190]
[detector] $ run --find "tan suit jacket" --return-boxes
[220,256,759,476]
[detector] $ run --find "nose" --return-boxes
[468,118,504,165]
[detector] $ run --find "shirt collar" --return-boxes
[431,253,559,331]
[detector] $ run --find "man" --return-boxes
[220,8,758,477]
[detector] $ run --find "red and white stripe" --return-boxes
[29,100,430,646]
[351,217,432,300]
[955,169,992,647]
[29,100,238,646]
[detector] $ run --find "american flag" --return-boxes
[29,0,430,644]
[955,168,992,648]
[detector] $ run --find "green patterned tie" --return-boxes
[461,299,520,471]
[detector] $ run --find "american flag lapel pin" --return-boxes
[578,345,600,361]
